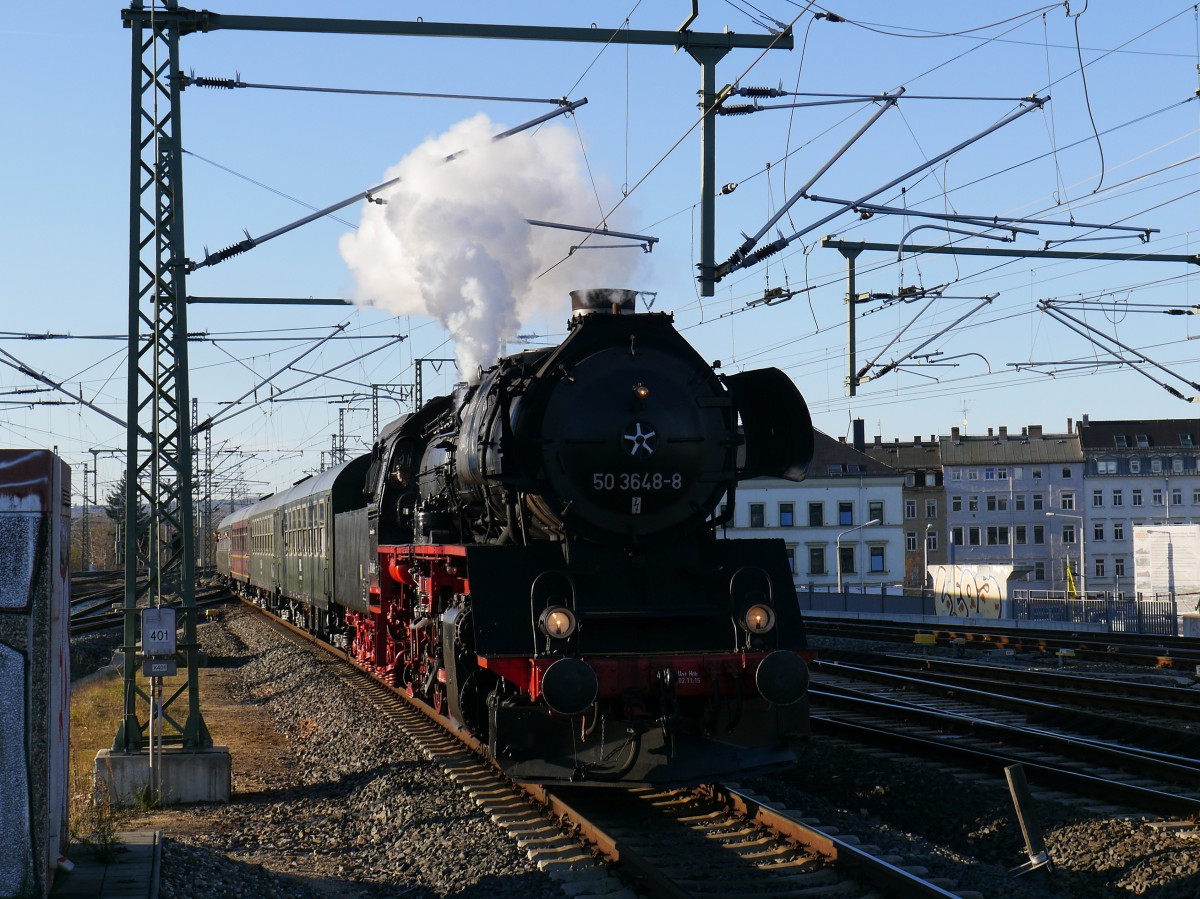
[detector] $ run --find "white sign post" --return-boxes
[141,608,177,801]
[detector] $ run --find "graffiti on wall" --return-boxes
[931,564,1011,618]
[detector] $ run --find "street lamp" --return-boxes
[836,518,881,593]
[1046,511,1085,599]
[923,522,934,597]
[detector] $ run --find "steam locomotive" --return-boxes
[216,288,815,784]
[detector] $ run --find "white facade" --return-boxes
[723,474,906,592]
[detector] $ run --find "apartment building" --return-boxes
[727,429,904,591]
[941,424,1084,592]
[1077,416,1200,597]
[863,434,945,592]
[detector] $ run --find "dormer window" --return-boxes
[1137,434,1150,448]
[1115,435,1128,448]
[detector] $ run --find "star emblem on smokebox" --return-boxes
[624,422,656,458]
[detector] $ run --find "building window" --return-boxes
[986,526,1009,545]
[1172,488,1183,507]
[1130,460,1142,474]
[986,495,1009,512]
[1032,468,1043,481]
[1033,525,1045,544]
[1096,459,1116,474]
[838,546,855,575]
[968,469,979,481]
[952,495,963,512]
[1032,494,1044,511]
[869,500,884,523]
[1062,524,1076,543]
[904,500,916,520]
[968,496,979,512]
[1015,525,1027,545]
[951,527,964,546]
[926,531,938,551]
[808,502,823,527]
[1014,494,1026,511]
[808,546,826,575]
[1136,434,1150,448]
[1181,434,1194,447]
[1092,489,1104,508]
[906,531,918,551]
[1112,489,1123,507]
[1094,523,1104,541]
[750,503,765,528]
[1115,435,1128,448]
[1152,489,1164,506]
[1060,492,1075,511]
[1013,466,1024,480]
[985,468,996,480]
[1151,458,1163,473]
[779,503,794,527]
[1175,458,1186,473]
[951,469,962,481]
[968,526,981,546]
[925,472,937,487]
[997,467,1009,480]
[1095,558,1105,578]
[838,502,853,526]
[869,546,886,573]
[925,499,937,518]
[786,546,797,574]
[1194,488,1200,505]
[1114,557,1125,577]
[1062,467,1072,478]
[904,473,915,487]
[1034,561,1046,580]
[1132,489,1143,507]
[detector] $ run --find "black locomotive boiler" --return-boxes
[218,288,815,785]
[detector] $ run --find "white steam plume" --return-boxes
[340,114,641,380]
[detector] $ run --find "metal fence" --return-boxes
[1009,591,1188,635]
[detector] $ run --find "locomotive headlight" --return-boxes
[633,383,650,400]
[539,606,577,639]
[741,604,776,634]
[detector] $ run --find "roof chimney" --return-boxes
[913,436,921,446]
[951,426,960,440]
[1067,417,1073,433]
[874,435,882,447]
[987,427,994,437]
[999,426,1008,438]
[852,418,865,453]
[1029,424,1043,438]
[1081,414,1089,427]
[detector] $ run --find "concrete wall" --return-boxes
[0,450,71,897]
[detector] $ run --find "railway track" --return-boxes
[805,616,1200,668]
[809,662,1200,818]
[239,600,967,898]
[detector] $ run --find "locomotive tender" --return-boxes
[217,289,816,784]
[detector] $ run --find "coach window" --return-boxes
[749,503,765,528]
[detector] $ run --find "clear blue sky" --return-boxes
[4,2,1200,502]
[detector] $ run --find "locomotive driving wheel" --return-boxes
[429,683,446,715]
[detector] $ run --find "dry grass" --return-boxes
[69,670,127,855]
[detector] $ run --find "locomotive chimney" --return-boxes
[570,288,639,316]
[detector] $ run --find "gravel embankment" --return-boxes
[147,611,571,898]
[742,635,1200,899]
[76,615,1200,897]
